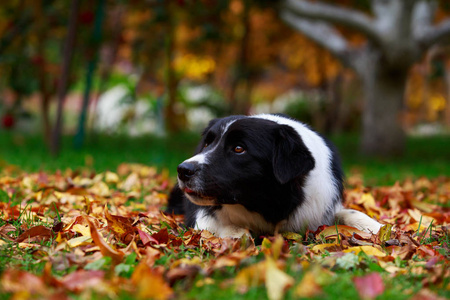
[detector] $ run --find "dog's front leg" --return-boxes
[195,209,250,238]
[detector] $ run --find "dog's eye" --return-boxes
[203,143,209,149]
[233,146,246,154]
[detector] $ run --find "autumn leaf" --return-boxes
[0,163,449,298]
[317,225,372,240]
[85,216,124,264]
[295,271,323,298]
[265,256,294,300]
[353,273,385,299]
[15,225,54,243]
[343,245,387,257]
[131,262,173,300]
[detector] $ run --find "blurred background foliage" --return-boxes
[0,0,449,181]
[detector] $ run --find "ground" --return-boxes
[0,163,448,299]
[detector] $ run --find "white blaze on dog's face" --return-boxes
[177,117,242,206]
[176,115,319,225]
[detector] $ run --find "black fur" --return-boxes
[166,114,344,236]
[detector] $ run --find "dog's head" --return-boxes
[177,116,315,208]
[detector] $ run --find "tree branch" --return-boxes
[281,10,353,68]
[283,0,382,45]
[418,19,450,49]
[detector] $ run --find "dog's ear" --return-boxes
[273,125,315,184]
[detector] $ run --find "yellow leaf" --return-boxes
[261,238,272,252]
[378,224,393,243]
[271,235,285,260]
[295,271,322,298]
[72,224,91,237]
[343,246,386,257]
[105,171,119,184]
[67,236,92,248]
[311,243,341,253]
[88,181,110,197]
[359,193,377,210]
[235,261,266,288]
[282,232,302,242]
[265,257,294,300]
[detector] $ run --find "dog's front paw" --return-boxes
[217,226,251,239]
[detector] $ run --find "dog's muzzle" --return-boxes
[177,162,200,182]
[177,161,217,205]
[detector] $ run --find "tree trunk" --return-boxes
[74,0,105,149]
[228,0,251,115]
[360,53,408,156]
[164,2,184,133]
[51,0,80,156]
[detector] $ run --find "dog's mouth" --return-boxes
[182,186,218,206]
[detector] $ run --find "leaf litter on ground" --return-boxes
[0,164,449,299]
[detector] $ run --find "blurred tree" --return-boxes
[74,0,105,149]
[281,0,450,156]
[51,0,80,156]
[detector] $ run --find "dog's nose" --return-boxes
[177,162,199,181]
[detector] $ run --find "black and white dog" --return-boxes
[166,114,382,238]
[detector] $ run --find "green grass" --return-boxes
[0,130,449,183]
[332,133,450,185]
[0,131,199,176]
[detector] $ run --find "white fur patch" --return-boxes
[195,208,250,238]
[335,209,383,233]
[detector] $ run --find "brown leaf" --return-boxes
[166,265,200,286]
[16,225,54,243]
[1,269,47,295]
[60,270,106,293]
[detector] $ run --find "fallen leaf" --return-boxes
[317,225,372,240]
[294,270,323,298]
[265,256,294,300]
[343,246,386,257]
[353,273,385,299]
[131,262,173,300]
[16,225,54,243]
[85,217,124,264]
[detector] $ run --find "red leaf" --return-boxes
[151,228,169,244]
[353,273,385,299]
[138,228,158,246]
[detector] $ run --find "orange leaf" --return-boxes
[131,262,173,300]
[85,217,124,264]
